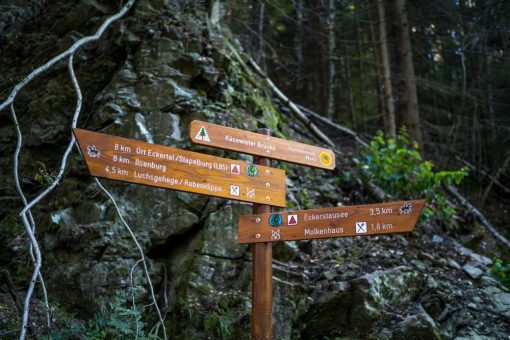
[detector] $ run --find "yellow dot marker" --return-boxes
[319,151,333,166]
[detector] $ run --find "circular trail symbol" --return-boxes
[269,214,283,227]
[246,164,258,177]
[319,151,332,166]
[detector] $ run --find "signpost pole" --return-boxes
[251,127,272,340]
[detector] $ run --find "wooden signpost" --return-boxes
[75,121,423,340]
[189,120,336,170]
[73,128,286,207]
[237,199,425,244]
[189,122,339,339]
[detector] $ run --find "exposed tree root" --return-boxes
[0,1,153,338]
[95,179,167,339]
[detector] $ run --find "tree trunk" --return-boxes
[356,9,367,134]
[326,0,337,119]
[344,56,357,130]
[392,0,422,145]
[294,0,304,97]
[376,0,396,138]
[257,0,266,71]
[368,4,385,133]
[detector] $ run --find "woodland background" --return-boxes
[228,0,510,241]
[0,0,509,339]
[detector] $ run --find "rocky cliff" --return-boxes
[0,1,509,339]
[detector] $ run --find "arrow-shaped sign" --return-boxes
[237,199,425,243]
[189,120,336,170]
[73,128,286,207]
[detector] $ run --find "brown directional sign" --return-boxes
[237,199,425,243]
[189,120,336,170]
[73,128,286,207]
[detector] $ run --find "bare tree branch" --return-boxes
[296,104,370,148]
[456,155,510,197]
[0,0,136,113]
[246,57,336,148]
[10,103,51,331]
[94,179,167,340]
[3,2,137,338]
[446,185,510,249]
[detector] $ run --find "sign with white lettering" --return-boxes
[73,128,286,207]
[237,200,425,243]
[188,120,336,170]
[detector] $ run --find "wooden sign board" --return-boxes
[189,120,336,170]
[73,128,286,207]
[237,199,425,243]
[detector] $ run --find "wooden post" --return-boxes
[251,127,272,339]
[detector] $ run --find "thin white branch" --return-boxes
[68,54,82,127]
[94,179,167,340]
[18,214,42,340]
[130,259,143,340]
[11,102,51,333]
[0,0,136,113]
[6,2,137,339]
[20,137,75,216]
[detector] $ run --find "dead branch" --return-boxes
[481,154,510,207]
[2,269,22,314]
[296,104,370,148]
[446,185,510,249]
[95,179,167,339]
[244,57,336,148]
[2,2,138,338]
[455,155,510,196]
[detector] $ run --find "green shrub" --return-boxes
[358,127,468,219]
[85,290,146,339]
[43,289,150,340]
[492,258,510,287]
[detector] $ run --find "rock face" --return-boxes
[0,1,509,339]
[299,267,440,339]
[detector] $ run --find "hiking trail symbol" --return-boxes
[195,126,210,142]
[231,164,240,174]
[246,164,258,177]
[269,214,283,227]
[356,222,367,234]
[287,214,298,225]
[230,184,240,196]
[87,145,100,158]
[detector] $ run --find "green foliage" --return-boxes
[181,289,249,339]
[358,128,468,219]
[85,290,146,339]
[34,161,58,185]
[298,188,314,210]
[203,312,232,338]
[491,258,510,287]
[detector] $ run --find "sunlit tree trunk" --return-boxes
[376,0,396,138]
[392,0,422,145]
